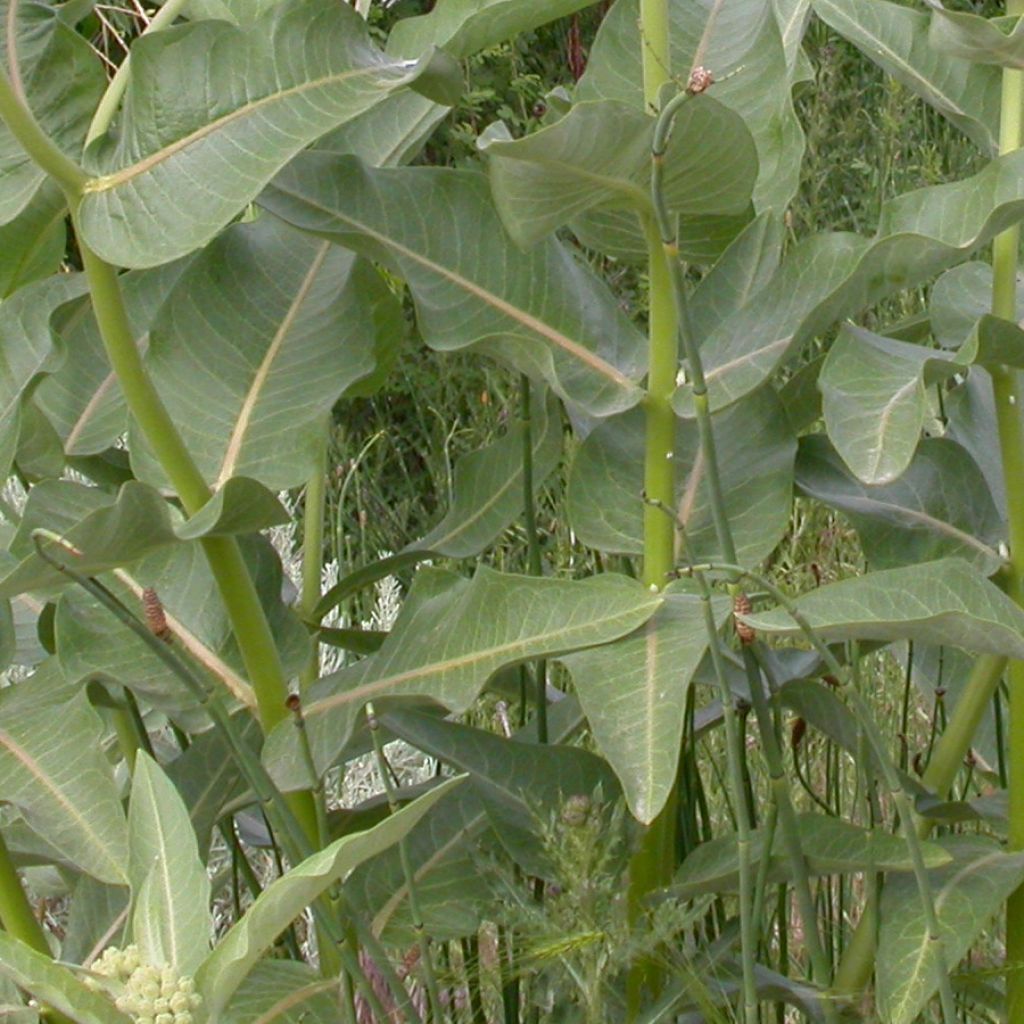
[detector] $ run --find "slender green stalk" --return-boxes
[519,376,549,743]
[834,653,1006,994]
[0,832,51,958]
[29,536,407,1022]
[367,703,443,1022]
[681,561,957,1024]
[0,834,75,1024]
[993,6,1024,1009]
[628,1,678,1007]
[84,0,194,147]
[299,433,329,691]
[650,85,835,1016]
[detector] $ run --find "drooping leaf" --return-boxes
[128,753,210,976]
[77,1,461,268]
[0,0,105,224]
[673,149,1024,416]
[687,212,784,343]
[559,580,731,823]
[56,536,308,721]
[0,686,128,884]
[131,215,398,492]
[262,567,662,791]
[376,704,620,877]
[410,390,562,558]
[878,836,1024,1024]
[819,323,963,485]
[673,813,951,899]
[261,155,645,417]
[796,435,1004,573]
[812,0,1000,154]
[387,0,605,59]
[742,558,1024,658]
[929,262,1003,349]
[946,369,1006,514]
[0,273,89,481]
[568,387,795,564]
[0,933,131,1024]
[479,97,756,248]
[344,776,492,944]
[925,1,1024,69]
[174,478,288,540]
[579,0,805,212]
[35,261,192,458]
[221,960,340,1024]
[196,777,464,1020]
[166,712,260,858]
[0,182,66,298]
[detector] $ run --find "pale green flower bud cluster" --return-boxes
[85,945,202,1024]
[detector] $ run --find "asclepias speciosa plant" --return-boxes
[5,0,1024,1020]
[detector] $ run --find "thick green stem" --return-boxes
[299,433,329,691]
[994,4,1024,1008]
[628,1,677,1007]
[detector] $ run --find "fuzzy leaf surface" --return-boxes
[77,0,460,267]
[263,568,662,790]
[261,155,644,417]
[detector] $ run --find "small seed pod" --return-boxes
[733,592,755,645]
[142,588,171,642]
[687,66,714,95]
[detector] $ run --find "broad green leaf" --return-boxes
[196,776,464,1019]
[0,687,128,884]
[812,0,1000,154]
[345,776,492,944]
[0,0,105,224]
[77,1,460,268]
[929,262,1007,349]
[0,182,65,298]
[0,273,89,481]
[674,813,951,899]
[36,262,192,458]
[128,753,210,976]
[57,535,308,721]
[15,401,64,480]
[262,567,662,791]
[579,0,804,212]
[222,961,340,1024]
[687,212,783,343]
[796,436,1004,574]
[819,324,962,484]
[568,387,795,563]
[410,391,562,558]
[61,876,129,966]
[559,581,730,823]
[169,0,284,23]
[1,478,289,600]
[376,704,620,878]
[133,215,398,491]
[878,836,1024,1024]
[775,0,814,72]
[387,0,604,59]
[0,933,131,1024]
[479,97,756,248]
[262,155,645,417]
[925,1,1024,69]
[674,149,1024,416]
[742,558,1024,658]
[166,712,260,857]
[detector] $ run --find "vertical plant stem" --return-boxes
[993,1,1024,1006]
[519,376,548,743]
[628,1,677,1008]
[300,432,329,691]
